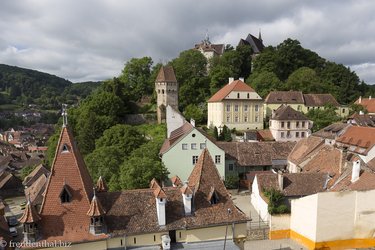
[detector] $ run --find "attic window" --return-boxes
[237,93,240,98]
[61,144,69,153]
[208,187,219,205]
[60,186,72,203]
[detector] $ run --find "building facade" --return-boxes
[207,78,264,131]
[269,105,312,142]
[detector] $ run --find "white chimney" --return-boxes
[359,96,362,103]
[228,77,234,84]
[277,171,284,190]
[359,110,364,115]
[181,184,192,215]
[156,197,166,226]
[239,77,244,82]
[351,160,361,183]
[190,118,195,127]
[370,96,372,100]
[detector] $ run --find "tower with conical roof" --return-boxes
[36,106,107,242]
[19,198,41,243]
[155,66,178,124]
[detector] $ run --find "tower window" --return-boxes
[237,93,240,98]
[61,144,69,153]
[60,186,72,203]
[162,90,165,94]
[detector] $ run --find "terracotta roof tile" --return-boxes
[155,66,177,82]
[153,186,167,199]
[23,164,50,186]
[208,80,256,102]
[355,98,375,113]
[256,172,327,197]
[38,126,105,243]
[87,195,106,217]
[159,122,194,154]
[19,200,41,224]
[25,174,47,206]
[96,176,108,192]
[271,105,308,121]
[171,175,183,187]
[257,129,275,141]
[217,141,295,167]
[288,136,324,165]
[336,126,375,151]
[303,94,339,107]
[265,91,304,104]
[313,123,350,140]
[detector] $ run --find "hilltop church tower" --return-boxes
[155,66,178,124]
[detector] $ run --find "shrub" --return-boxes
[225,175,239,189]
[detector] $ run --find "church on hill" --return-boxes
[18,111,248,249]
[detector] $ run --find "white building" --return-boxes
[269,105,312,142]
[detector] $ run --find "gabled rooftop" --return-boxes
[271,105,309,121]
[336,126,375,153]
[155,66,177,83]
[303,94,339,107]
[208,79,257,102]
[355,97,375,113]
[265,91,304,104]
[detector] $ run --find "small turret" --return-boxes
[96,176,108,192]
[87,189,106,235]
[19,198,41,243]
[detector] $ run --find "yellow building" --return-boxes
[207,78,264,131]
[18,120,248,249]
[264,91,349,118]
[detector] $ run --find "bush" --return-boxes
[225,175,239,189]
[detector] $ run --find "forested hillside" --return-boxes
[0,64,100,109]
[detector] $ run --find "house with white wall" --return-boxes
[269,105,312,142]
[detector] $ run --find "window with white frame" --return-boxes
[226,104,231,112]
[255,105,259,112]
[234,104,239,112]
[244,116,248,122]
[235,116,239,122]
[192,155,198,164]
[200,143,206,149]
[226,115,230,122]
[182,143,188,150]
[229,163,234,171]
[244,105,248,112]
[215,155,221,164]
[281,132,285,138]
[191,143,197,150]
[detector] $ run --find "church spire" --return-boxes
[62,104,68,127]
[258,29,262,42]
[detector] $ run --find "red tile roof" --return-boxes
[208,80,256,102]
[87,195,106,217]
[336,126,375,152]
[288,136,324,165]
[355,97,375,113]
[171,175,182,187]
[19,200,41,224]
[96,176,108,192]
[155,66,177,83]
[39,126,106,243]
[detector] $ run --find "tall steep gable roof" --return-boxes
[155,66,177,83]
[208,80,257,102]
[39,126,106,242]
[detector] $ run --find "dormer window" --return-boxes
[208,187,219,205]
[61,144,69,153]
[60,186,72,203]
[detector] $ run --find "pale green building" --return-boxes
[159,122,229,181]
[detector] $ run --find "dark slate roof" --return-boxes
[265,91,304,104]
[303,94,339,107]
[238,34,265,54]
[347,113,375,127]
[271,105,308,121]
[216,141,296,167]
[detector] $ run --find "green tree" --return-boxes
[119,57,153,101]
[213,126,219,140]
[183,104,204,124]
[248,71,282,97]
[305,105,341,132]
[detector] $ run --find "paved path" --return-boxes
[231,193,262,222]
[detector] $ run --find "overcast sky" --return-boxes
[1,0,375,84]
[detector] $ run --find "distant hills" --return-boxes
[0,64,100,109]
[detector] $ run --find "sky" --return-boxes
[1,0,375,84]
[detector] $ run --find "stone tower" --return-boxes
[155,66,178,124]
